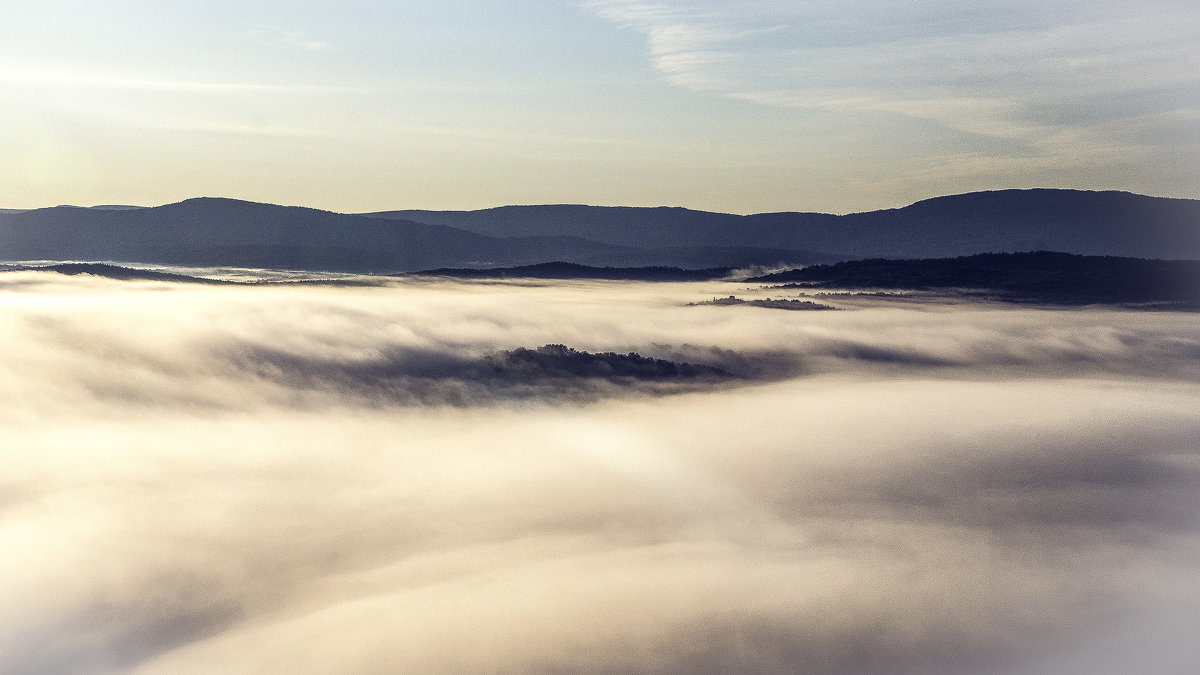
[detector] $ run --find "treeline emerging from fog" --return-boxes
[688,296,838,311]
[752,251,1200,305]
[488,344,731,380]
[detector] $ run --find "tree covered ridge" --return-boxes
[750,251,1200,304]
[485,344,731,380]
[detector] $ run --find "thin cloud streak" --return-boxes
[584,1,1200,157]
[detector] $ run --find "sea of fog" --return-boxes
[1,269,1198,674]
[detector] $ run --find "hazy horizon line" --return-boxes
[3,186,1193,217]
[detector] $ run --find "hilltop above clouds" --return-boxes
[2,190,1197,273]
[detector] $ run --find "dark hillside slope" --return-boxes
[827,190,1200,259]
[3,190,1197,272]
[0,199,629,272]
[373,190,1200,260]
[366,205,755,249]
[409,262,730,280]
[751,251,1200,304]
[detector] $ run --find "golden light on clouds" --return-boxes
[1,271,1198,672]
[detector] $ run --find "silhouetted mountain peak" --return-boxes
[166,197,332,215]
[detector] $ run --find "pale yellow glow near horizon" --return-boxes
[2,1,1197,214]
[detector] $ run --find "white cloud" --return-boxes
[1,272,1199,671]
[584,1,1200,157]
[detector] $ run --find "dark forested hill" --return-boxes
[2,190,1197,272]
[369,190,1200,260]
[750,251,1200,305]
[823,190,1200,259]
[0,198,633,272]
[0,198,823,271]
[366,205,754,249]
[408,262,731,280]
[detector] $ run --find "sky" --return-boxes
[2,0,1198,213]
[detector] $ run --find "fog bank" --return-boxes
[1,272,1197,673]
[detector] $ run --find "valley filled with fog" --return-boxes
[2,270,1198,674]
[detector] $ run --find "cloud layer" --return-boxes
[586,0,1200,185]
[1,271,1198,673]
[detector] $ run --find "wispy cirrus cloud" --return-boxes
[584,1,1200,164]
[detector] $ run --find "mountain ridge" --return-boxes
[2,189,1197,272]
[368,189,1200,260]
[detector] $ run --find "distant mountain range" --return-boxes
[409,262,731,281]
[1,189,1197,272]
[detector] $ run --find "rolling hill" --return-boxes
[1,190,1196,272]
[369,189,1200,260]
[0,198,634,272]
[750,251,1200,305]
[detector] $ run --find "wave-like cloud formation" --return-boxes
[1,271,1198,673]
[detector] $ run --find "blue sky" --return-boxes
[3,0,1197,213]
